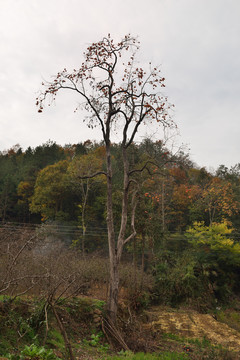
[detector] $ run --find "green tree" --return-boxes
[186,221,240,253]
[30,160,71,221]
[17,180,34,222]
[186,221,240,300]
[68,148,106,254]
[0,146,22,222]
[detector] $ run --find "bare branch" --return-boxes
[128,160,159,176]
[75,170,107,179]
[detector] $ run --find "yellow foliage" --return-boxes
[186,221,240,255]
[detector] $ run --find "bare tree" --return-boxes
[0,225,39,296]
[36,34,175,322]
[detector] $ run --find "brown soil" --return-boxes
[143,306,240,351]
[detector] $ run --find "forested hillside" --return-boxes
[1,139,240,301]
[1,139,240,359]
[1,139,239,232]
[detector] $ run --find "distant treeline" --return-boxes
[0,139,240,244]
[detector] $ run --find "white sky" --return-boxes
[0,0,240,169]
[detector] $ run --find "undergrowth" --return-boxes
[0,295,239,359]
[108,351,189,359]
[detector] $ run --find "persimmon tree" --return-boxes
[36,34,174,322]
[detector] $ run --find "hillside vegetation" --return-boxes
[0,140,240,358]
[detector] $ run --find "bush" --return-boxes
[152,250,214,308]
[6,344,61,359]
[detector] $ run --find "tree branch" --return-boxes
[123,189,138,246]
[75,171,107,179]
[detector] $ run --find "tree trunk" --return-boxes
[161,179,165,232]
[106,145,131,323]
[108,256,119,323]
[81,180,88,257]
[141,233,145,289]
[117,146,129,262]
[105,142,118,322]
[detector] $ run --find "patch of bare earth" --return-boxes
[143,306,240,352]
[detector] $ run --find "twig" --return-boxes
[43,302,49,346]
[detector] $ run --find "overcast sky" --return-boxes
[1,0,240,170]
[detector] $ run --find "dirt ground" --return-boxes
[143,306,240,351]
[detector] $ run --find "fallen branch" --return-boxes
[50,302,75,360]
[102,315,129,351]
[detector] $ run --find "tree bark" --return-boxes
[105,142,118,323]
